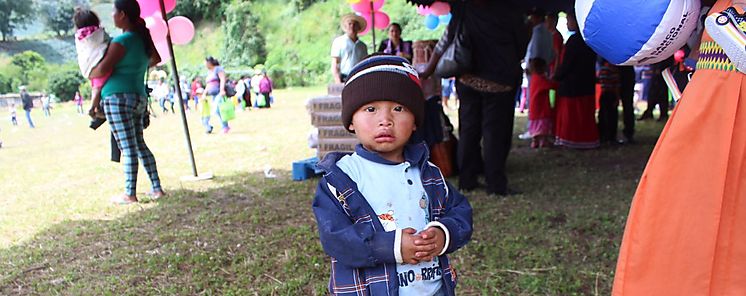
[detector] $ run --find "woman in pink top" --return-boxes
[258,70,273,108]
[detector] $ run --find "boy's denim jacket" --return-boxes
[313,143,473,295]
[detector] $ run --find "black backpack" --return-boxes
[224,81,237,97]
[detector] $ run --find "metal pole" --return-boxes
[159,0,199,177]
[370,1,376,52]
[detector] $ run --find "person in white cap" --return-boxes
[330,13,368,83]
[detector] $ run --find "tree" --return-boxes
[0,0,35,41]
[39,0,90,37]
[172,0,230,23]
[48,69,84,102]
[222,1,267,67]
[11,51,46,85]
[0,73,13,94]
[291,0,323,13]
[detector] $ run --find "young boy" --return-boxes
[312,55,473,296]
[9,103,17,126]
[597,58,621,144]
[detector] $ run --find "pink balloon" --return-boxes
[137,0,177,18]
[430,1,450,16]
[359,13,372,35]
[351,0,371,13]
[416,5,431,16]
[373,12,390,29]
[155,41,171,65]
[147,16,168,43]
[350,0,384,14]
[674,49,685,63]
[168,16,195,45]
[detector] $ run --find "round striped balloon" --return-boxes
[576,0,701,65]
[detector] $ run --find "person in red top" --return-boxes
[190,77,202,110]
[527,58,558,148]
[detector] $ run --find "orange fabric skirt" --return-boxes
[613,34,746,296]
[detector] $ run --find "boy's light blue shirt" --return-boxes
[337,148,445,296]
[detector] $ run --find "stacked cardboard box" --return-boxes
[307,84,359,160]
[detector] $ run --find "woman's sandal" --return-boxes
[111,194,138,205]
[145,190,166,200]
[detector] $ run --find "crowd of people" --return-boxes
[317,1,729,294]
[328,4,693,199]
[4,0,741,294]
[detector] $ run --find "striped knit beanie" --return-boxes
[341,55,425,133]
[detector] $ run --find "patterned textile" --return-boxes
[103,93,161,196]
[458,74,514,93]
[697,41,737,72]
[75,25,99,41]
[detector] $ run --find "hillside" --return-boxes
[173,0,445,86]
[2,0,446,85]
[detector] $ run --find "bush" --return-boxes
[0,73,13,94]
[222,1,267,67]
[172,0,230,23]
[11,51,46,85]
[27,68,49,92]
[48,69,85,102]
[79,80,92,102]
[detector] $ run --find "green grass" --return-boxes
[0,87,666,295]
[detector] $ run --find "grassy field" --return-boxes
[0,87,665,295]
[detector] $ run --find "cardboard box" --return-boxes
[310,111,344,127]
[318,126,355,140]
[328,83,345,96]
[317,138,359,159]
[413,40,438,65]
[306,95,342,114]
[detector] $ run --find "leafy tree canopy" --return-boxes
[0,0,35,41]
[11,50,46,84]
[38,0,91,37]
[222,1,267,67]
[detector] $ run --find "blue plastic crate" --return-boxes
[292,157,321,181]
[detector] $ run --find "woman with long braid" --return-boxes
[89,0,164,204]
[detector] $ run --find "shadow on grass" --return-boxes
[1,120,665,295]
[0,170,329,295]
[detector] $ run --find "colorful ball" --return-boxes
[424,14,439,30]
[576,0,701,65]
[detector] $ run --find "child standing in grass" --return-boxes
[73,7,110,120]
[312,55,473,295]
[9,103,17,126]
[527,58,557,148]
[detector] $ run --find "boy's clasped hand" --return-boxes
[401,227,445,264]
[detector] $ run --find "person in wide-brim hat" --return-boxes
[332,13,369,83]
[340,13,367,33]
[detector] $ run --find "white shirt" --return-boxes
[525,23,555,64]
[337,153,444,296]
[153,83,170,100]
[331,35,368,76]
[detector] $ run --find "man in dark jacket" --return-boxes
[20,86,35,128]
[420,0,529,196]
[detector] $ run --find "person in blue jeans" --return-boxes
[20,87,35,128]
[89,0,164,204]
[201,56,230,134]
